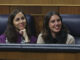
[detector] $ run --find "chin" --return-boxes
[19,28,25,30]
[54,30,61,33]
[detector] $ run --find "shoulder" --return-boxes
[37,33,45,44]
[66,34,75,44]
[0,34,6,43]
[0,34,6,39]
[67,34,75,40]
[38,33,42,37]
[37,33,43,40]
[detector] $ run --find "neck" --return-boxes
[51,31,56,38]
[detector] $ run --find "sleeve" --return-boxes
[37,33,45,44]
[0,34,6,43]
[30,36,37,43]
[66,34,75,44]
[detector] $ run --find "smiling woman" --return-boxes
[0,9,36,43]
[37,11,75,44]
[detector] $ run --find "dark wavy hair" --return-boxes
[42,11,68,44]
[5,9,31,43]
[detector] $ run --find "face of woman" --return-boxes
[49,14,62,33]
[13,12,27,31]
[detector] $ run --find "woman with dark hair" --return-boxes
[37,11,75,44]
[0,9,36,43]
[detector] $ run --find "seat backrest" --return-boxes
[0,14,36,36]
[26,15,36,36]
[0,15,8,35]
[61,14,80,44]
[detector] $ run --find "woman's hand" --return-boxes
[19,29,30,43]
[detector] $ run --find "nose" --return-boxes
[20,19,23,23]
[55,21,58,25]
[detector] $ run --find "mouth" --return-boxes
[19,24,25,27]
[55,26,61,30]
[19,24,25,30]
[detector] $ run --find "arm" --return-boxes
[19,29,30,43]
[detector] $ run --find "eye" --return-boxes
[21,16,25,20]
[57,19,61,22]
[16,18,20,21]
[51,20,55,23]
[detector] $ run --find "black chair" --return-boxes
[0,15,8,35]
[26,15,36,36]
[61,14,80,44]
[0,14,36,36]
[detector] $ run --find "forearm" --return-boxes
[24,36,30,43]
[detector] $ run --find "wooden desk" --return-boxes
[0,44,80,60]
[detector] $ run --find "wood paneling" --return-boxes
[59,6,80,14]
[0,0,80,6]
[46,53,77,60]
[41,6,59,14]
[9,6,42,14]
[0,52,79,60]
[9,6,58,14]
[0,6,9,14]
